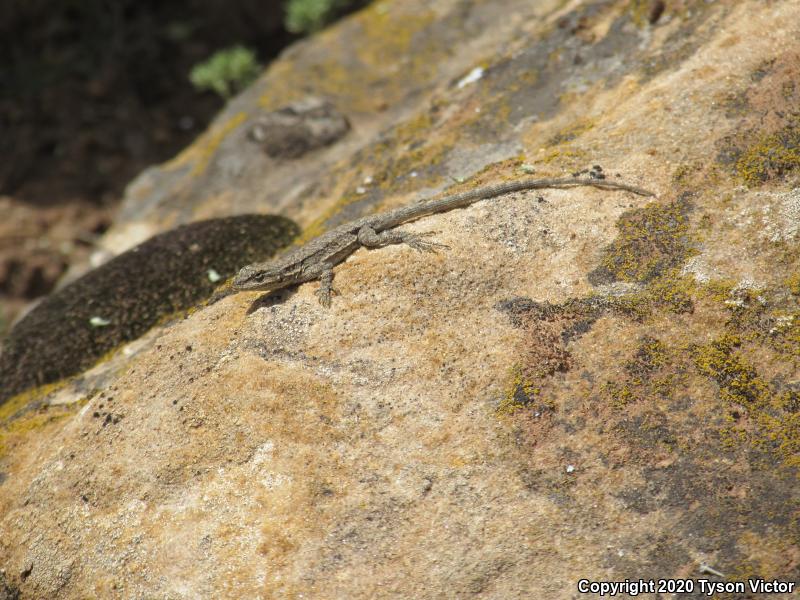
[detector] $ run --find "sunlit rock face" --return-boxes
[1,1,799,598]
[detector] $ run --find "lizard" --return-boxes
[232,176,655,306]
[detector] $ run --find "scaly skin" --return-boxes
[233,176,655,306]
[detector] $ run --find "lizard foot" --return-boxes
[315,284,339,307]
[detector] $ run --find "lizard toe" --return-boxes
[315,287,332,307]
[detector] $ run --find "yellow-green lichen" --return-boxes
[536,147,588,166]
[357,6,437,73]
[671,163,695,185]
[0,384,77,458]
[590,197,697,284]
[782,80,796,101]
[786,273,800,296]
[701,278,738,303]
[259,5,440,114]
[504,248,798,470]
[294,106,462,244]
[546,119,595,147]
[671,162,725,194]
[764,311,800,357]
[498,367,545,414]
[711,282,800,357]
[0,216,298,406]
[604,380,638,409]
[627,0,655,27]
[732,114,800,186]
[585,270,697,323]
[627,336,669,376]
[165,112,248,176]
[692,334,768,408]
[633,271,696,315]
[692,333,799,468]
[0,381,67,425]
[601,335,680,410]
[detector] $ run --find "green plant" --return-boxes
[284,0,357,34]
[189,45,261,99]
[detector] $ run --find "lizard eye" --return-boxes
[235,266,264,287]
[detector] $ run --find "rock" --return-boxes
[0,215,297,404]
[0,572,19,600]
[1,0,799,598]
[248,97,350,159]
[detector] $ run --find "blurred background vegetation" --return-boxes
[0,0,368,335]
[0,0,368,206]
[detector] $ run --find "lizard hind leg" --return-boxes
[357,226,449,253]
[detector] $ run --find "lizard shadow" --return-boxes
[245,288,298,314]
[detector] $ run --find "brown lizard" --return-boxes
[233,176,654,306]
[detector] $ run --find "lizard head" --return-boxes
[233,263,294,292]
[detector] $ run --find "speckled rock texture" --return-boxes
[1,0,799,598]
[0,216,298,405]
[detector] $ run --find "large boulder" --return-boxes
[1,1,798,597]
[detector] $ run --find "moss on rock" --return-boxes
[734,114,800,186]
[588,195,696,285]
[0,215,298,406]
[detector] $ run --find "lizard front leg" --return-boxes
[357,226,448,252]
[313,262,337,307]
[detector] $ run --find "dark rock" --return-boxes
[0,215,298,404]
[248,97,350,159]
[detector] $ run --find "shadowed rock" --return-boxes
[0,215,298,404]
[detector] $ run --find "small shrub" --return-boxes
[189,46,261,99]
[285,0,357,34]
